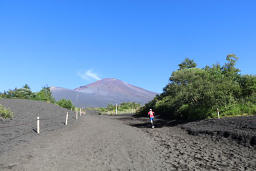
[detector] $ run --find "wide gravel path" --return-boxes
[0,112,164,171]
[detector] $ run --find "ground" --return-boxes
[0,99,255,170]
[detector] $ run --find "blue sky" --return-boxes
[0,0,255,93]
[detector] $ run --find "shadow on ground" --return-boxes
[114,115,187,129]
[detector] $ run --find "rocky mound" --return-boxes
[0,98,76,154]
[181,116,256,147]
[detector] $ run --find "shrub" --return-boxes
[56,99,75,110]
[97,102,141,115]
[35,87,55,103]
[0,104,13,119]
[0,84,35,99]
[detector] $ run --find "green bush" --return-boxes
[56,99,75,110]
[0,85,56,104]
[0,84,35,99]
[35,87,55,103]
[96,102,141,115]
[0,104,13,119]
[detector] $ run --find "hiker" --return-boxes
[148,109,155,128]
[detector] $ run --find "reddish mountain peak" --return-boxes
[74,78,125,91]
[51,78,157,107]
[73,78,156,97]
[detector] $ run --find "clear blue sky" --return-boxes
[0,0,255,93]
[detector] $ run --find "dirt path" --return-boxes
[1,109,255,170]
[0,112,166,171]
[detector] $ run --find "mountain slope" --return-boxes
[51,78,157,107]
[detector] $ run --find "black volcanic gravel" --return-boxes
[181,116,256,147]
[114,115,256,170]
[0,98,76,154]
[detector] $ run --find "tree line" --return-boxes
[138,54,256,120]
[0,85,75,111]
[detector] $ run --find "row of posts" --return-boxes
[36,107,221,134]
[37,108,86,134]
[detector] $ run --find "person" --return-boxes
[148,109,155,128]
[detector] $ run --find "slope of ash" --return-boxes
[0,98,76,154]
[181,116,256,147]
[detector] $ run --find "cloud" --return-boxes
[78,70,101,81]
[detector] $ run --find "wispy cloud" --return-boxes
[78,70,101,81]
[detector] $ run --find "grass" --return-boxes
[87,107,138,115]
[0,104,13,119]
[99,108,137,115]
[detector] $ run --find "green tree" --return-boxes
[23,84,30,89]
[178,58,197,70]
[139,55,256,120]
[35,87,55,103]
[56,99,74,110]
[239,75,256,98]
[222,54,240,77]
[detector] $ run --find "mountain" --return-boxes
[50,78,157,107]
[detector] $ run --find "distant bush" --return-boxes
[96,102,141,115]
[0,85,56,104]
[56,99,75,110]
[0,84,35,99]
[34,87,55,103]
[0,104,13,119]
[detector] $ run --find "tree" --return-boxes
[56,99,74,110]
[35,87,55,103]
[222,54,240,77]
[23,84,30,90]
[239,75,256,98]
[178,58,197,70]
[0,84,35,99]
[139,55,256,120]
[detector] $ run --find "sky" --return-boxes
[0,0,255,93]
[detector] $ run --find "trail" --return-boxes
[0,110,255,170]
[0,112,165,171]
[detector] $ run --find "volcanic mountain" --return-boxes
[50,78,157,107]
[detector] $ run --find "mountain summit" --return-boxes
[51,78,157,107]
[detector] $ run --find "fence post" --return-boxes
[65,112,69,125]
[217,108,220,119]
[37,116,40,134]
[80,108,81,116]
[76,111,78,120]
[116,104,117,115]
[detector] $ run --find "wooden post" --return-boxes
[37,116,40,134]
[217,108,220,119]
[65,112,69,125]
[75,111,78,120]
[115,104,117,115]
